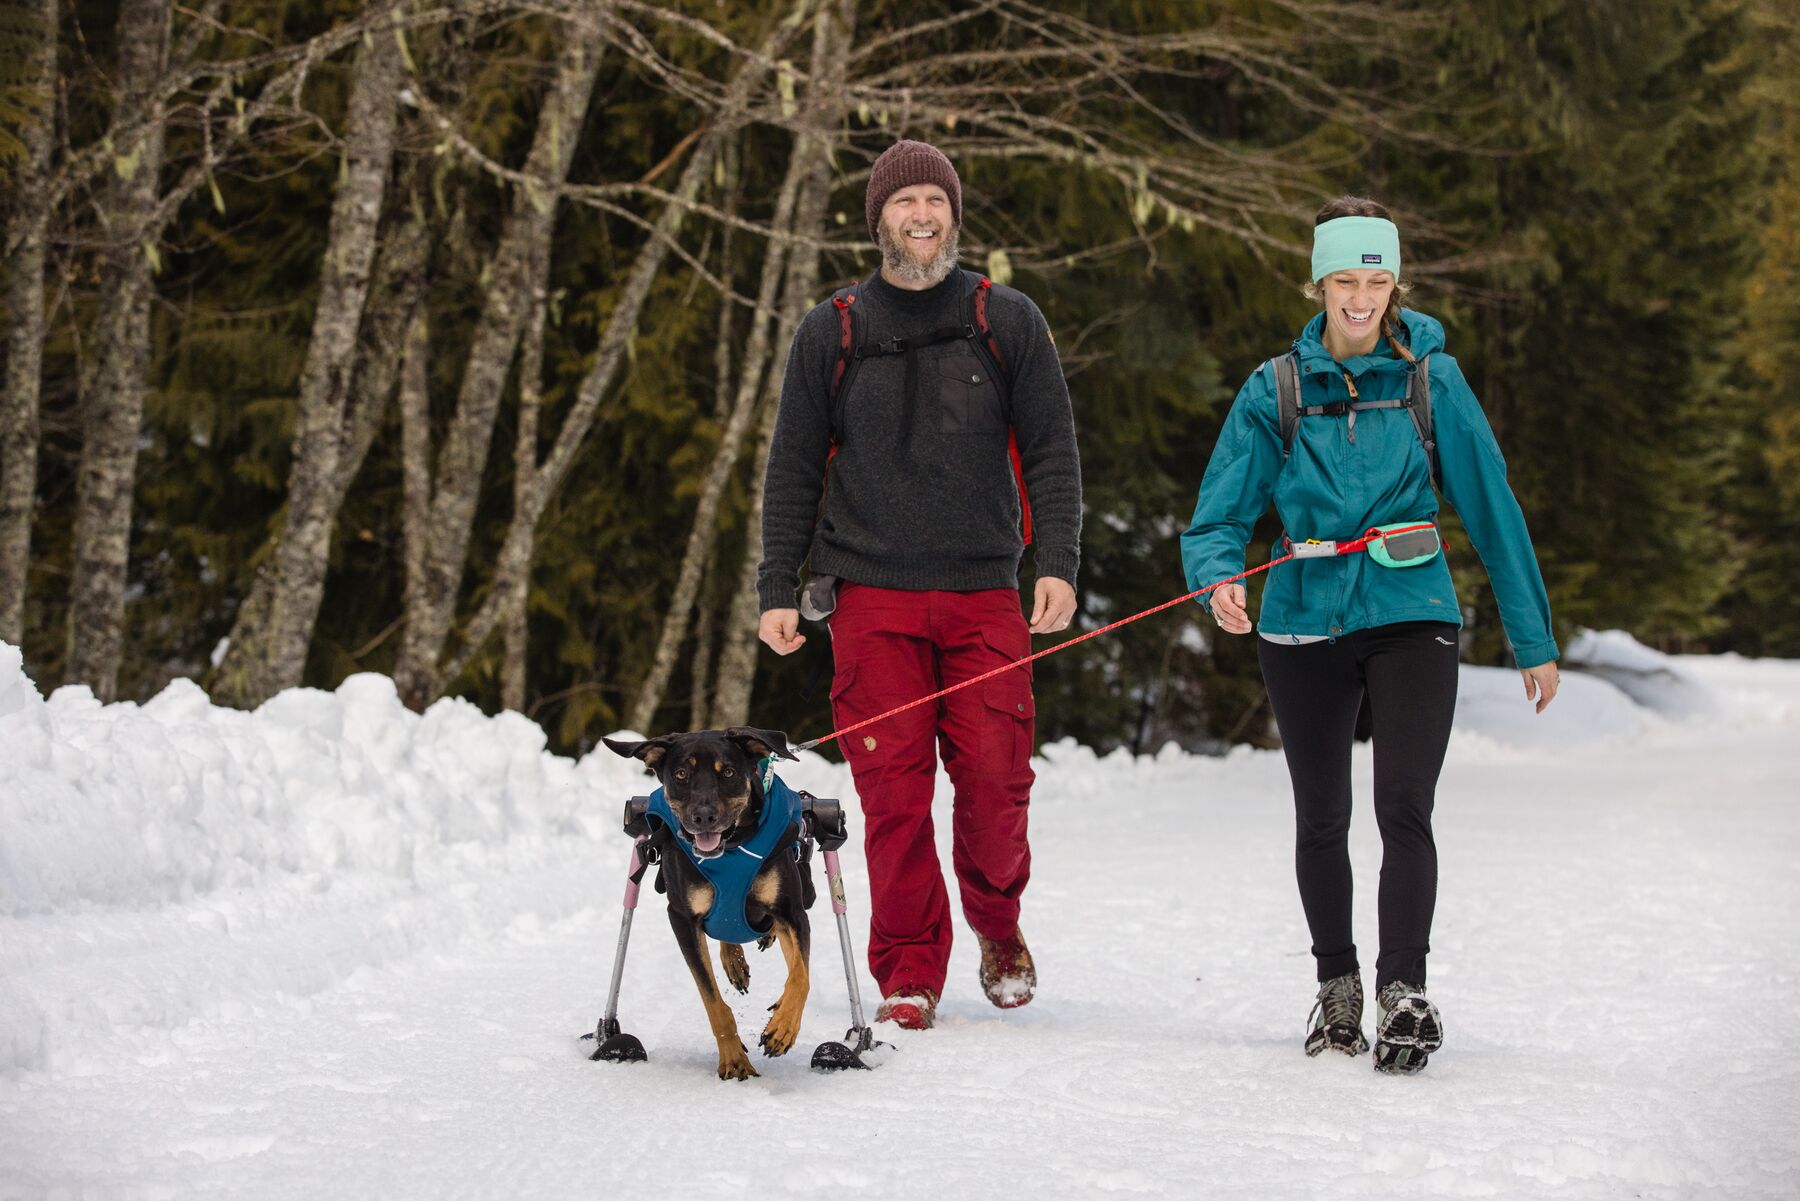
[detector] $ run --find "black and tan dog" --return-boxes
[602,727,812,1081]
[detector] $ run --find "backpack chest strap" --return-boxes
[853,323,978,360]
[1299,395,1415,418]
[1272,349,1438,490]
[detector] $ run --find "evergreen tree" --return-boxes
[1376,0,1767,658]
[1715,0,1800,654]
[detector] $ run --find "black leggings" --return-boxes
[1257,622,1459,990]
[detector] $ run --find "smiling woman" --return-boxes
[1302,198,1415,360]
[1179,193,1563,1078]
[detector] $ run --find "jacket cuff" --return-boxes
[1033,547,1080,588]
[1510,637,1560,669]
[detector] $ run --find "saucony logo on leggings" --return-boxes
[1434,636,1454,646]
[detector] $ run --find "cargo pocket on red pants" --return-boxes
[830,662,883,773]
[979,671,1035,774]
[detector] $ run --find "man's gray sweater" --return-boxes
[757,269,1082,611]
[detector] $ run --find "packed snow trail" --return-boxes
[2,640,1797,1199]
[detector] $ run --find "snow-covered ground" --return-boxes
[3,635,1798,1200]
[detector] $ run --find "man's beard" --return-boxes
[878,221,961,286]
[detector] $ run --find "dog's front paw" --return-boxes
[717,1042,759,1081]
[720,943,751,994]
[760,1007,802,1058]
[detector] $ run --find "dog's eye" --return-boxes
[720,766,735,778]
[673,768,689,781]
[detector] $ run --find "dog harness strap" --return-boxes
[645,776,806,945]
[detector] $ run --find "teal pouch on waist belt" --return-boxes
[1366,522,1441,569]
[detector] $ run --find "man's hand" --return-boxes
[1028,578,1076,634]
[1209,584,1252,635]
[759,609,807,655]
[1522,661,1560,714]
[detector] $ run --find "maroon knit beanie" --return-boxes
[865,140,962,240]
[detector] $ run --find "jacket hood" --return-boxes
[1295,307,1446,371]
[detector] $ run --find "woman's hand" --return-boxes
[1522,661,1560,714]
[1210,584,1253,635]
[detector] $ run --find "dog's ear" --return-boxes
[601,735,674,771]
[724,726,797,762]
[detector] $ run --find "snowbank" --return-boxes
[1565,627,1720,717]
[0,651,634,917]
[1452,663,1649,751]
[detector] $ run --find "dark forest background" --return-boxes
[2,0,1795,756]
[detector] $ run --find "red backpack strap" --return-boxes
[822,281,866,491]
[1008,431,1033,545]
[830,283,859,398]
[972,276,1006,371]
[973,276,1034,546]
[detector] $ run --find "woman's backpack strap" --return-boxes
[1269,351,1303,459]
[1407,353,1439,491]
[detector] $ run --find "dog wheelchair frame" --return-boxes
[588,791,890,1072]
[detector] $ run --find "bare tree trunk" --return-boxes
[207,204,428,701]
[713,395,782,727]
[710,137,740,422]
[688,568,719,729]
[502,242,552,713]
[392,34,604,709]
[338,210,431,501]
[712,0,857,728]
[211,18,405,706]
[425,13,806,703]
[399,305,432,662]
[688,183,741,727]
[0,0,57,646]
[623,134,812,732]
[64,0,172,698]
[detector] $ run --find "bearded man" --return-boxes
[756,139,1082,1030]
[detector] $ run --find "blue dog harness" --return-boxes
[644,761,805,945]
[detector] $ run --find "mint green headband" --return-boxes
[1312,215,1401,281]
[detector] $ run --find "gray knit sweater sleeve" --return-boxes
[756,303,838,612]
[988,286,1082,587]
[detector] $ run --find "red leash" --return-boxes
[793,523,1434,753]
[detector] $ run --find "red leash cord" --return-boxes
[792,522,1435,753]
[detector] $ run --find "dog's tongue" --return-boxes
[692,830,723,853]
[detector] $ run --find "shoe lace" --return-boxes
[1309,974,1362,1032]
[1377,980,1423,1015]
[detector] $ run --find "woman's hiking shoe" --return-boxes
[1373,980,1443,1075]
[976,928,1037,1009]
[875,988,938,1030]
[1305,971,1370,1057]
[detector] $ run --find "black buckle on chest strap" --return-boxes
[856,337,907,359]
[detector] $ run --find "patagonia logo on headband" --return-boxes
[1362,254,1384,264]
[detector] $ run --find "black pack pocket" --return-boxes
[938,352,1005,434]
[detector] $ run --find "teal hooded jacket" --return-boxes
[1179,309,1558,668]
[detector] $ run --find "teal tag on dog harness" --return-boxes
[1366,522,1441,569]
